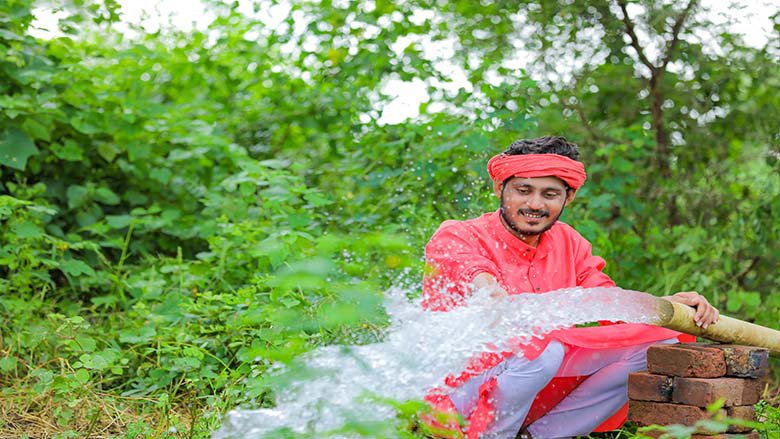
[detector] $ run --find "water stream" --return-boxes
[213,286,662,438]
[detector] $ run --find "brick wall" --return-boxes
[627,343,768,438]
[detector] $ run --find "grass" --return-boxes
[2,354,778,438]
[2,385,779,438]
[0,386,221,439]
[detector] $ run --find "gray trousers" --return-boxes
[449,338,678,438]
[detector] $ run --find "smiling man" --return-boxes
[422,136,719,439]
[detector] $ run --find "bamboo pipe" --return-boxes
[651,298,780,357]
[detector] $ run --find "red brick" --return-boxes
[628,401,725,428]
[719,345,770,378]
[727,404,757,420]
[690,433,757,439]
[739,379,764,405]
[646,343,726,378]
[629,372,673,402]
[671,377,762,407]
[726,405,757,433]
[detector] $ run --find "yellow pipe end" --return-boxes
[654,298,780,357]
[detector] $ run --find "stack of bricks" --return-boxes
[628,343,769,439]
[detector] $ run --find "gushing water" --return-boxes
[213,286,662,438]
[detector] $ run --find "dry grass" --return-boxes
[0,387,204,439]
[762,381,780,417]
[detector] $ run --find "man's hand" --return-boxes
[664,291,720,329]
[472,273,509,299]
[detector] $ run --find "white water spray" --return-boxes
[213,286,662,438]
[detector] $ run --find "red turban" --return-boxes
[487,153,587,190]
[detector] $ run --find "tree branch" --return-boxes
[736,256,761,287]
[659,0,698,71]
[617,0,656,73]
[562,97,619,145]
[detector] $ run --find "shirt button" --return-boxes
[536,287,541,291]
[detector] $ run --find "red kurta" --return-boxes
[421,210,690,438]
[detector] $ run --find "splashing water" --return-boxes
[213,286,662,438]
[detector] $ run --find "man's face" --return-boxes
[494,176,574,238]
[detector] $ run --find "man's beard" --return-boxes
[499,200,565,237]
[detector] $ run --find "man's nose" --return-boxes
[526,193,544,210]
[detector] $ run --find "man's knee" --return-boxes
[537,341,565,377]
[505,341,564,379]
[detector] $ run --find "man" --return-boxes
[422,136,719,439]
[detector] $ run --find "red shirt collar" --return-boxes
[490,209,551,261]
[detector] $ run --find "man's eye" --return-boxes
[544,192,560,199]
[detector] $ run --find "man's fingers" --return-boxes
[700,300,719,329]
[670,291,720,328]
[679,292,699,307]
[702,305,714,329]
[707,305,719,325]
[693,295,716,328]
[694,297,707,326]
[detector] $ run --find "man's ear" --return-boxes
[565,189,576,205]
[492,180,503,197]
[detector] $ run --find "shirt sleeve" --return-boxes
[422,221,500,311]
[571,231,616,288]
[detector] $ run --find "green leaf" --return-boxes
[27,205,58,216]
[695,419,727,433]
[150,168,172,184]
[66,185,89,209]
[726,293,743,313]
[663,424,696,436]
[239,181,256,196]
[0,356,18,373]
[287,213,311,227]
[94,187,120,205]
[50,139,84,161]
[0,127,39,170]
[96,142,120,162]
[705,397,726,412]
[280,296,301,308]
[74,368,90,384]
[0,29,24,41]
[173,356,201,371]
[612,157,633,173]
[13,221,45,239]
[127,143,151,161]
[22,118,51,142]
[80,350,114,370]
[259,159,289,169]
[75,335,97,352]
[91,295,119,307]
[256,238,290,269]
[119,326,156,344]
[106,214,133,229]
[32,369,54,386]
[70,114,101,134]
[742,292,761,310]
[304,192,332,206]
[60,259,96,277]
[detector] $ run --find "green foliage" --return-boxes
[2,0,780,437]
